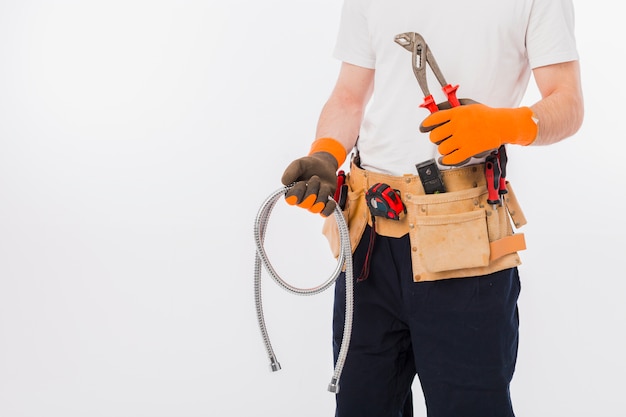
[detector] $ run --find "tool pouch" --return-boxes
[322,161,527,282]
[322,176,369,260]
[406,182,526,281]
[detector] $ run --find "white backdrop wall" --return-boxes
[0,1,623,416]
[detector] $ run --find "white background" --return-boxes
[0,1,624,416]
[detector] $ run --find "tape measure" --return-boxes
[365,183,406,221]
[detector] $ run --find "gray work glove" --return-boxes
[281,151,338,217]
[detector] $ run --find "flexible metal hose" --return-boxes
[253,186,354,394]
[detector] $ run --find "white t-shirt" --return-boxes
[333,0,579,175]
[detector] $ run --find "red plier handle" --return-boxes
[394,32,460,114]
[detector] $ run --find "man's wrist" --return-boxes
[511,107,539,146]
[309,137,347,167]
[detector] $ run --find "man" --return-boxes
[280,1,584,416]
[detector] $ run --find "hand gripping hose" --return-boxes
[253,186,354,394]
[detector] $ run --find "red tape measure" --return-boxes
[365,183,406,221]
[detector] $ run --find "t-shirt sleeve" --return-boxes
[526,0,579,68]
[332,0,376,69]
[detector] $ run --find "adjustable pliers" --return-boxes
[394,32,460,113]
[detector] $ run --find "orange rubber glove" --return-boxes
[281,138,347,217]
[419,103,538,166]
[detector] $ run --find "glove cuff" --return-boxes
[511,107,539,146]
[309,137,347,167]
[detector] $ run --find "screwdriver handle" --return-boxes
[334,170,345,201]
[485,156,501,206]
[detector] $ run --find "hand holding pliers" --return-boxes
[394,32,512,203]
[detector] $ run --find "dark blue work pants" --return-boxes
[333,226,520,417]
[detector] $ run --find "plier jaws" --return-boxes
[394,32,460,113]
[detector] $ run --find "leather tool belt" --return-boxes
[322,161,528,282]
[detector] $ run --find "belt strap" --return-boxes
[490,234,526,261]
[348,161,487,197]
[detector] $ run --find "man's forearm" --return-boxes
[530,89,584,146]
[314,63,374,154]
[529,61,584,146]
[315,93,365,154]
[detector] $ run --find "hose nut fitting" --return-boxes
[327,377,340,394]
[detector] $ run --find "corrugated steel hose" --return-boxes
[253,185,354,394]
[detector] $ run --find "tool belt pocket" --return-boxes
[408,184,524,281]
[413,208,490,272]
[322,178,368,259]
